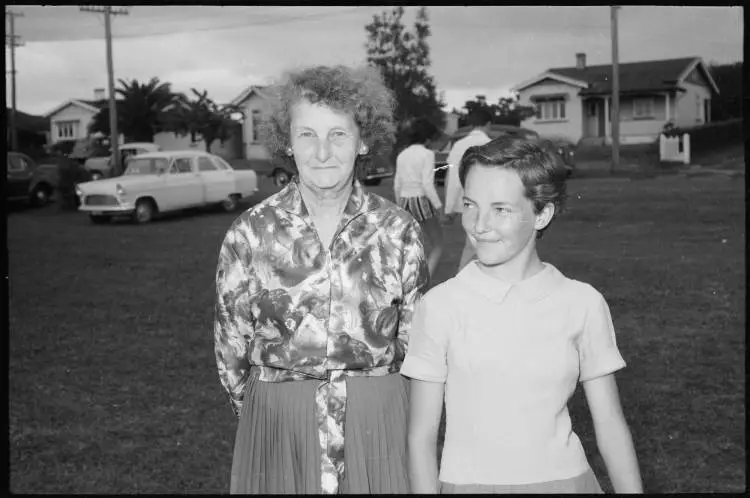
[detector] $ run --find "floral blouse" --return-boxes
[214,178,428,494]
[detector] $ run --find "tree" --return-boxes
[89,77,180,143]
[457,95,536,128]
[708,61,742,122]
[166,88,243,153]
[365,6,445,155]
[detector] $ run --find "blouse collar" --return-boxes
[455,260,566,305]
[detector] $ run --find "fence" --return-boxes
[659,133,690,164]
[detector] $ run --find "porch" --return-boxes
[581,92,676,145]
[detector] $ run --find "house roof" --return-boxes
[7,108,50,133]
[229,85,269,107]
[43,98,108,119]
[513,57,719,96]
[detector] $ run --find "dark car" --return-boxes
[6,151,59,207]
[432,125,575,184]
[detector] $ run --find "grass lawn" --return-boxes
[7,173,745,493]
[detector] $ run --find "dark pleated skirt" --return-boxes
[399,195,438,223]
[230,368,410,494]
[439,469,603,494]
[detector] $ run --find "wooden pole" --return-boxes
[610,5,620,174]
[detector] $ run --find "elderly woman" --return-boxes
[214,65,429,495]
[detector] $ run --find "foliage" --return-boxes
[454,95,537,128]
[88,77,181,143]
[166,89,244,153]
[365,6,445,155]
[707,61,742,122]
[668,118,743,156]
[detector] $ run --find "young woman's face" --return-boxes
[461,164,547,268]
[289,99,364,192]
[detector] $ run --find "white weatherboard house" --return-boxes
[229,85,273,161]
[511,54,720,145]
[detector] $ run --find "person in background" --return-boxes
[403,136,643,494]
[394,117,444,280]
[214,64,429,495]
[443,107,492,273]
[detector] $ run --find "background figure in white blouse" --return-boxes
[394,118,444,279]
[443,108,492,274]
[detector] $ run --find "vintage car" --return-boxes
[84,142,161,180]
[432,125,575,184]
[75,150,258,224]
[6,151,59,207]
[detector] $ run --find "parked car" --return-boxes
[433,125,575,184]
[6,151,59,207]
[84,142,161,180]
[75,150,258,224]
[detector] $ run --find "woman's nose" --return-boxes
[315,138,332,163]
[473,210,491,233]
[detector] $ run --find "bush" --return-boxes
[669,119,743,155]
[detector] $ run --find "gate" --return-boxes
[659,133,691,164]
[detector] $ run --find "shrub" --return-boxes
[669,119,743,155]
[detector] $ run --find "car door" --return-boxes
[6,152,34,201]
[196,155,234,204]
[163,157,204,210]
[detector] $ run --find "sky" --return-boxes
[4,5,744,117]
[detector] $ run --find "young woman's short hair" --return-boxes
[466,108,493,128]
[406,118,439,146]
[458,135,568,238]
[261,65,396,158]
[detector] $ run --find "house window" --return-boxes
[57,120,79,139]
[696,95,703,123]
[251,109,263,143]
[632,98,654,119]
[535,99,566,121]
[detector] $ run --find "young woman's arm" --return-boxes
[408,379,445,494]
[583,373,643,493]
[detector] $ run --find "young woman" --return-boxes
[401,136,643,494]
[394,118,444,279]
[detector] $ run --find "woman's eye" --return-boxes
[462,202,474,209]
[330,130,349,140]
[495,207,512,215]
[298,131,315,138]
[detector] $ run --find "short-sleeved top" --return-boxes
[394,144,443,210]
[400,261,626,486]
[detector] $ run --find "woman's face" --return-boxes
[461,164,549,268]
[289,99,364,192]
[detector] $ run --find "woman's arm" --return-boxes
[421,150,443,212]
[214,224,256,417]
[583,374,643,493]
[395,220,430,357]
[408,379,445,494]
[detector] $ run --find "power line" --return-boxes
[6,8,25,152]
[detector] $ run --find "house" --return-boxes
[229,85,274,161]
[44,88,113,143]
[510,53,720,145]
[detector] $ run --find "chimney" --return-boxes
[94,88,106,101]
[575,53,586,70]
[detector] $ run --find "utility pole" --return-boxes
[6,9,24,152]
[610,5,620,174]
[80,5,129,176]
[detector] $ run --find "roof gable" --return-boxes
[44,99,104,119]
[230,85,269,107]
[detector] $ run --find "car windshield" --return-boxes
[124,158,168,175]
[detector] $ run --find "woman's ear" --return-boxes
[535,203,555,232]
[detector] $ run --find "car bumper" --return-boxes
[363,171,394,181]
[78,198,136,215]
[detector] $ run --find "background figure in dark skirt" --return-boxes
[214,64,429,494]
[394,118,445,279]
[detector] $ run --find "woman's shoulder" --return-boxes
[553,270,607,309]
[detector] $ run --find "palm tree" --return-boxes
[167,88,243,153]
[88,77,180,143]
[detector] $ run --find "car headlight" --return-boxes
[116,184,126,197]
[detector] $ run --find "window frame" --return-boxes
[535,99,567,122]
[169,157,195,174]
[251,109,263,143]
[632,97,655,119]
[56,120,78,140]
[197,156,218,172]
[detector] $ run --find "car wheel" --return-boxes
[89,214,111,224]
[133,199,155,224]
[30,184,52,207]
[90,171,103,181]
[273,170,291,188]
[221,195,239,212]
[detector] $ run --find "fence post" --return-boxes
[683,133,690,164]
[659,134,665,161]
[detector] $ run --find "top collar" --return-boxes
[269,176,370,225]
[455,261,566,305]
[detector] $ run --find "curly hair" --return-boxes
[458,135,568,238]
[261,65,396,159]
